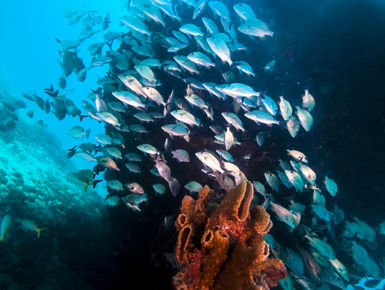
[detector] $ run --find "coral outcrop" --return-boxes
[173,180,287,289]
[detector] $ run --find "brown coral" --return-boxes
[173,180,287,289]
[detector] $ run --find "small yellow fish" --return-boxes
[0,215,12,242]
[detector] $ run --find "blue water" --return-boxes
[0,0,384,289]
[0,0,125,180]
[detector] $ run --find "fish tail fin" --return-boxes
[183,134,190,142]
[204,108,213,120]
[152,152,161,161]
[163,105,169,117]
[84,182,89,192]
[52,90,59,97]
[79,115,88,121]
[67,145,77,151]
[166,89,174,105]
[85,129,91,139]
[144,100,150,112]
[95,145,102,152]
[93,179,102,188]
[37,227,48,238]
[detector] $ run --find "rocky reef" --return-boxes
[0,90,115,289]
[173,180,287,290]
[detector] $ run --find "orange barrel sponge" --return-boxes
[172,180,287,289]
[176,224,194,265]
[199,229,230,289]
[213,235,270,290]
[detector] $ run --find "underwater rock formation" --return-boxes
[0,109,113,289]
[173,180,287,290]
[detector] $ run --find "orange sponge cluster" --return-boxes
[173,180,287,290]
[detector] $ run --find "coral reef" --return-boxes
[173,180,287,290]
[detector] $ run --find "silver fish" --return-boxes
[97,156,120,171]
[236,60,255,77]
[137,144,160,155]
[133,112,154,123]
[135,64,157,84]
[302,89,315,112]
[287,149,308,163]
[168,177,180,197]
[221,112,245,132]
[68,126,90,139]
[305,235,335,259]
[107,179,124,191]
[74,151,96,162]
[106,196,120,206]
[253,181,266,196]
[324,176,338,196]
[245,110,280,126]
[127,182,145,194]
[215,149,233,162]
[153,183,166,195]
[112,91,145,109]
[103,147,122,159]
[202,17,219,35]
[187,51,215,68]
[154,158,172,182]
[238,18,274,38]
[125,152,142,162]
[222,83,259,99]
[264,172,280,192]
[224,127,235,150]
[285,170,304,192]
[233,3,256,21]
[270,201,299,229]
[184,181,203,193]
[286,116,300,138]
[125,162,141,174]
[279,96,293,121]
[171,149,190,162]
[208,1,230,20]
[161,123,190,142]
[95,134,112,145]
[170,109,200,127]
[207,35,232,66]
[179,23,204,37]
[295,106,313,132]
[298,163,317,185]
[261,95,278,116]
[195,151,223,173]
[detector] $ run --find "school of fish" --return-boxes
[17,0,385,289]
